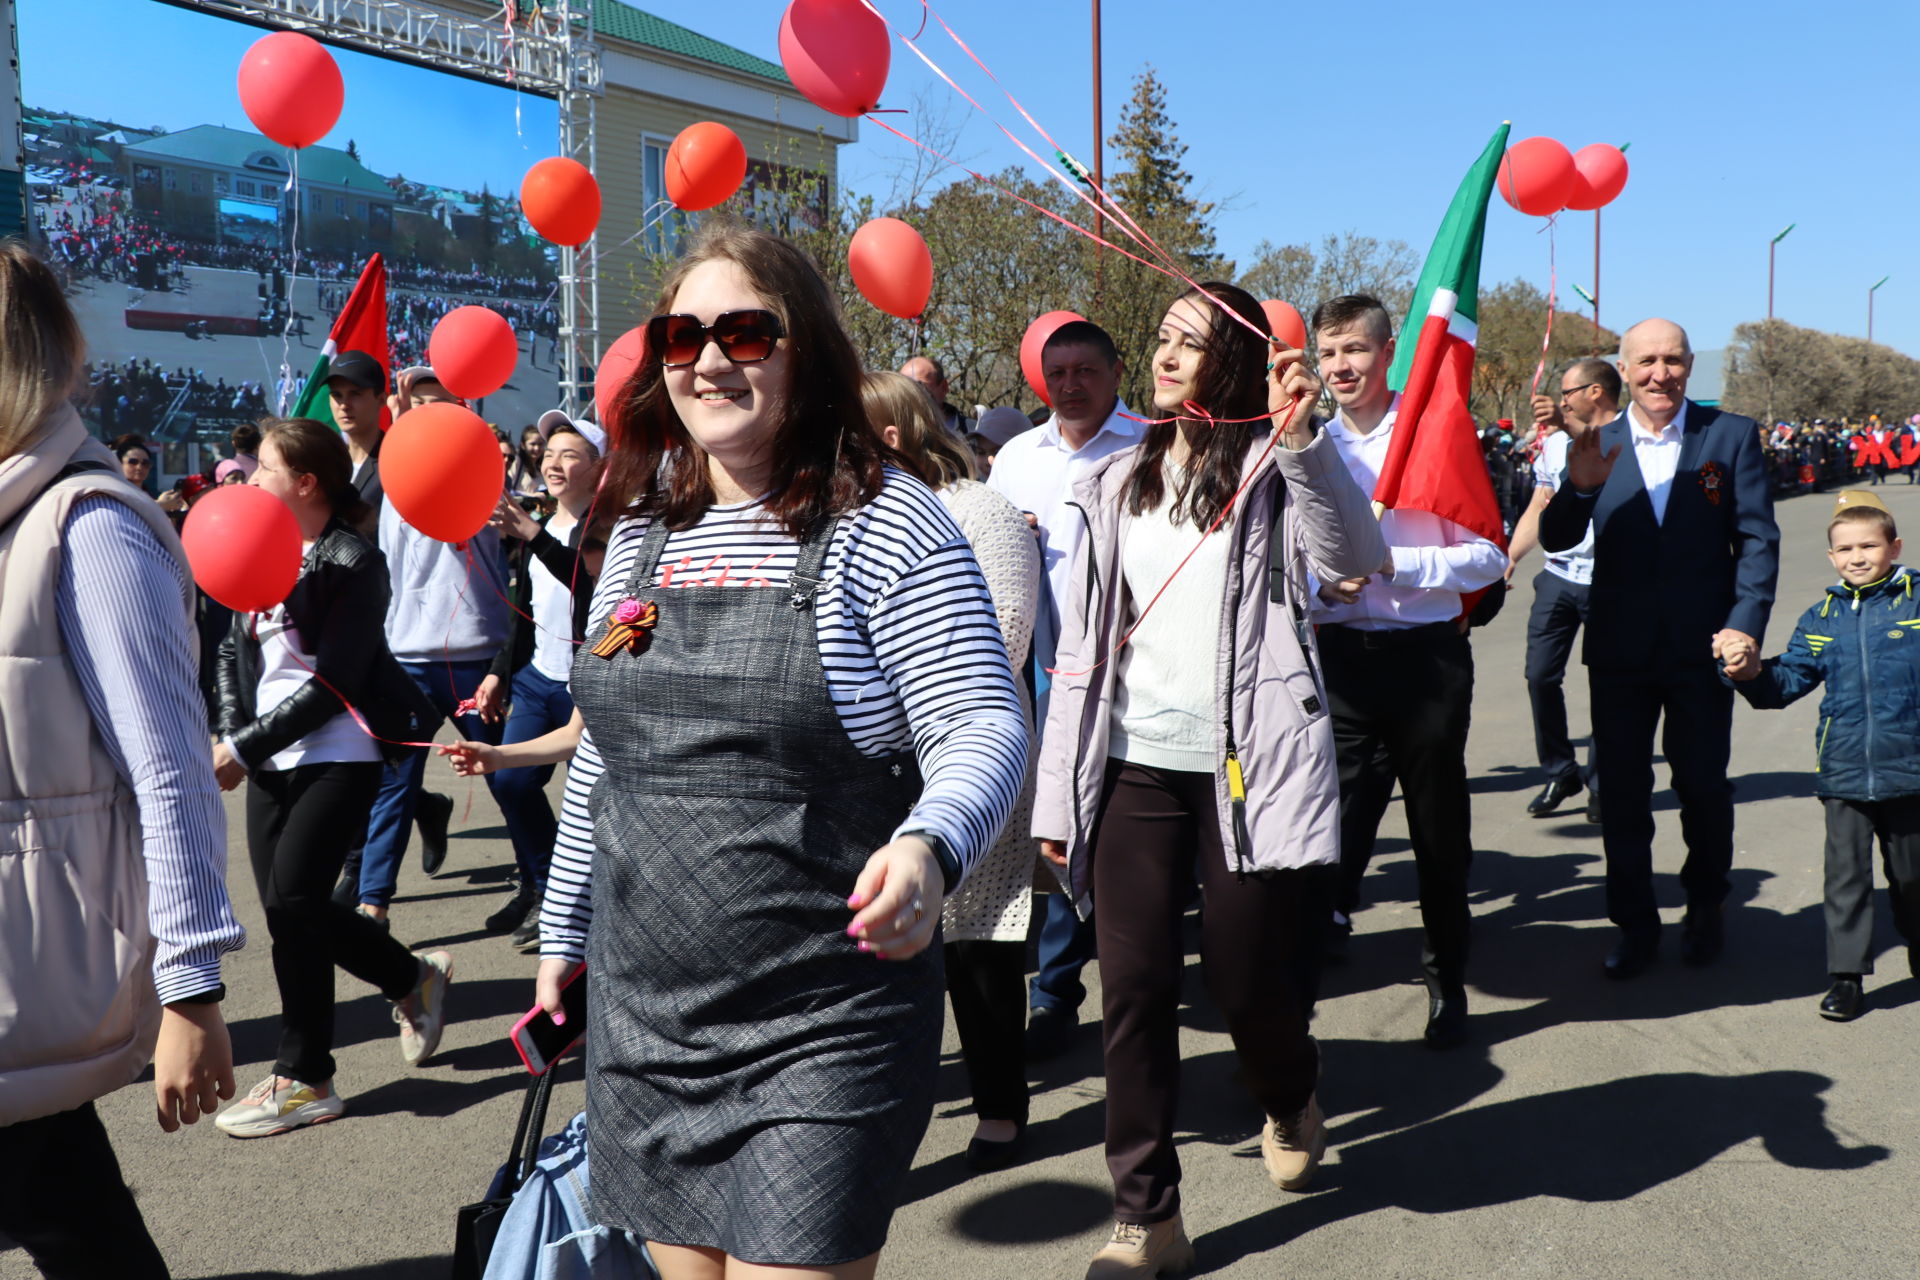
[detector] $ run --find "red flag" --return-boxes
[291,254,389,430]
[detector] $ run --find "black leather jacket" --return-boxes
[215,517,440,768]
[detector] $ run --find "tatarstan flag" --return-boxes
[1374,123,1509,551]
[290,254,389,431]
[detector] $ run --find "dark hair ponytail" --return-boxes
[260,416,372,527]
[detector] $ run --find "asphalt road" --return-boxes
[7,478,1918,1280]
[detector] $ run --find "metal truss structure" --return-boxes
[159,0,604,412]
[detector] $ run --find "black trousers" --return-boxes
[246,761,421,1083]
[1091,760,1324,1224]
[1321,622,1476,985]
[944,940,1029,1125]
[1588,664,1735,938]
[1525,570,1596,786]
[1821,796,1920,975]
[0,1102,169,1279]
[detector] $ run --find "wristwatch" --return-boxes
[901,828,961,895]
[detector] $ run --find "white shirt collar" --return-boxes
[1626,398,1688,441]
[1326,392,1402,444]
[1041,400,1139,453]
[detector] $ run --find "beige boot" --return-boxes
[1085,1215,1196,1278]
[1262,1093,1327,1191]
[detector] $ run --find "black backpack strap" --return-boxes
[1267,465,1290,607]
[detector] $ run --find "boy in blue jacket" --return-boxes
[1729,491,1920,1021]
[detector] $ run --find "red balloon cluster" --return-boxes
[596,325,648,430]
[429,306,518,401]
[1498,137,1629,218]
[237,32,343,150]
[521,157,602,247]
[1261,300,1308,353]
[381,402,506,544]
[666,123,747,211]
[848,218,932,320]
[779,0,891,117]
[182,486,302,612]
[1020,310,1086,406]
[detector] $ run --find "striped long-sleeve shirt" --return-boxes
[539,470,1029,963]
[55,498,246,1002]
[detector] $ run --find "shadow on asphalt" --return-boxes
[221,977,542,1074]
[216,1261,443,1279]
[946,1178,1112,1244]
[1189,1068,1888,1274]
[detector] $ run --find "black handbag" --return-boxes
[451,1067,557,1280]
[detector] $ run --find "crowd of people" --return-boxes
[5,220,1919,1280]
[85,358,272,439]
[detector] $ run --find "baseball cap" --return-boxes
[178,473,215,502]
[213,456,255,483]
[972,406,1033,450]
[325,350,386,395]
[536,408,608,457]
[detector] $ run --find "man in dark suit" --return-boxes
[1541,319,1780,979]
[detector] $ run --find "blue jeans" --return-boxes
[486,664,574,895]
[1031,890,1097,1013]
[357,658,499,908]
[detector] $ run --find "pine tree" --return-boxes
[345,138,360,162]
[1097,66,1227,409]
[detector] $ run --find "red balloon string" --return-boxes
[1119,400,1288,429]
[858,3,1269,345]
[1529,214,1559,398]
[1047,397,1300,680]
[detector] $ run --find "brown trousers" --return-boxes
[1091,759,1327,1224]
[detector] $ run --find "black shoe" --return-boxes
[1585,793,1603,825]
[509,915,542,953]
[485,883,536,935]
[417,791,454,878]
[1680,908,1725,968]
[1528,775,1584,817]
[963,1124,1028,1172]
[1025,1004,1078,1062]
[1423,985,1469,1050]
[1324,913,1353,966]
[1604,932,1659,981]
[1819,975,1864,1021]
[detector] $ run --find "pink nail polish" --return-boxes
[856,940,871,952]
[847,894,866,909]
[552,1011,566,1027]
[846,922,861,938]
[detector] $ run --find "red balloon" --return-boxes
[520,157,601,248]
[181,485,301,612]
[596,325,647,431]
[1020,310,1087,406]
[848,217,932,320]
[778,0,891,118]
[1496,136,1577,217]
[380,402,506,543]
[236,32,343,150]
[1261,299,1308,353]
[429,306,518,401]
[666,122,747,212]
[1563,143,1629,212]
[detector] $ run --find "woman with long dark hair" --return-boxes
[210,417,452,1137]
[1034,282,1385,1276]
[534,220,1028,1279]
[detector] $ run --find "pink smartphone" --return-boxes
[510,963,587,1075]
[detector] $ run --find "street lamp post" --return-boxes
[1869,275,1890,346]
[1766,222,1794,425]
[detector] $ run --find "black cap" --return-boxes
[326,350,386,395]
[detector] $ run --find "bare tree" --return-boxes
[1240,231,1420,322]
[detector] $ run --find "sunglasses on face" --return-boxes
[647,309,785,369]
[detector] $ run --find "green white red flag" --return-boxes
[1374,124,1509,550]
[290,253,389,431]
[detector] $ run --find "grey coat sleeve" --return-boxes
[1273,427,1387,584]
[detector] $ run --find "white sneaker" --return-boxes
[214,1075,344,1138]
[394,949,454,1066]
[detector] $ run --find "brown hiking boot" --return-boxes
[1262,1093,1327,1191]
[1085,1215,1195,1278]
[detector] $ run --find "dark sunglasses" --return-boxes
[647,309,785,369]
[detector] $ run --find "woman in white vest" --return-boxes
[211,417,456,1137]
[0,241,246,1277]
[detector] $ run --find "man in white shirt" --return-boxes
[1309,294,1507,1050]
[1508,359,1621,821]
[987,319,1142,1058]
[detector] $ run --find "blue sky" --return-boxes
[18,0,556,196]
[22,0,1919,360]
